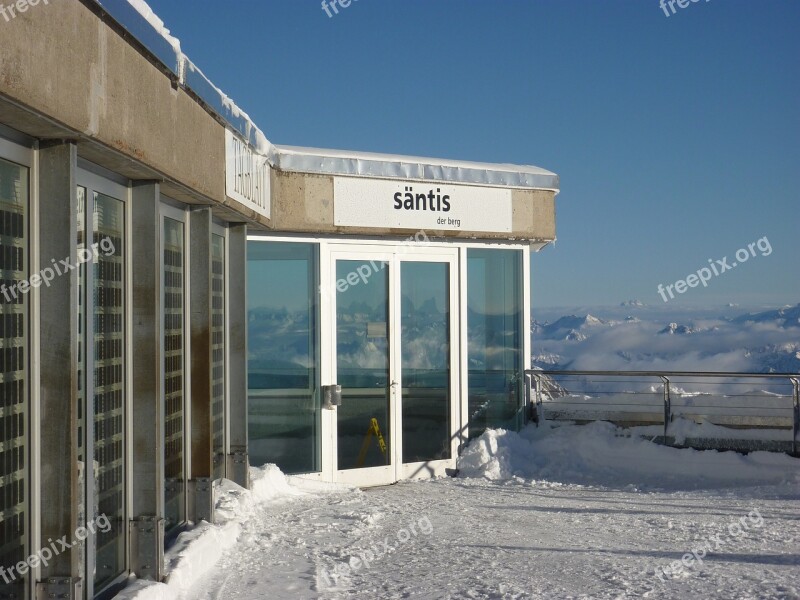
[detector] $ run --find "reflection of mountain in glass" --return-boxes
[249,300,522,388]
[248,306,313,389]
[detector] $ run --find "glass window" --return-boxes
[247,242,320,474]
[163,217,186,533]
[92,192,126,590]
[401,262,451,463]
[0,157,27,598]
[335,259,390,470]
[76,186,87,581]
[467,249,523,438]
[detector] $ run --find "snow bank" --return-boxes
[458,421,800,490]
[118,465,308,600]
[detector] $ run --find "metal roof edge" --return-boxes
[272,145,560,192]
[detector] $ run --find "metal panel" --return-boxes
[130,182,166,581]
[129,516,164,583]
[189,209,211,482]
[188,208,213,523]
[210,231,226,481]
[274,146,560,192]
[226,225,248,488]
[36,142,80,586]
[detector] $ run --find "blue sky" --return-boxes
[147,0,799,309]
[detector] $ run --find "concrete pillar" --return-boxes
[189,208,213,522]
[226,224,249,488]
[36,141,82,597]
[129,182,165,581]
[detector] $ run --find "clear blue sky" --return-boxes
[147,0,799,309]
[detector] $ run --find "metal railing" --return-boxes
[525,370,800,454]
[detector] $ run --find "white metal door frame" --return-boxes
[323,243,459,487]
[396,250,461,481]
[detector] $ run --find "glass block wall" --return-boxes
[0,157,27,596]
[92,193,126,591]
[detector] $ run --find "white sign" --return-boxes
[225,129,271,219]
[333,177,513,233]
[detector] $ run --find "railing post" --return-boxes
[535,375,544,425]
[661,376,671,443]
[529,373,544,426]
[524,372,533,424]
[791,377,799,455]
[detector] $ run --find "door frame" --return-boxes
[76,163,132,599]
[323,244,460,487]
[246,232,532,488]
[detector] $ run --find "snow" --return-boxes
[121,425,799,600]
[125,0,181,55]
[124,0,272,156]
[458,422,798,489]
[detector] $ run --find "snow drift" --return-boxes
[458,421,800,490]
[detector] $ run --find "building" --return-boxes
[0,1,558,598]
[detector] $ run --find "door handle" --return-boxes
[322,384,342,409]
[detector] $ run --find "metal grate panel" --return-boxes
[0,157,26,596]
[92,193,126,591]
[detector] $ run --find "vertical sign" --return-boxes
[225,129,271,219]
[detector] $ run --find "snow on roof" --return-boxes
[273,145,560,191]
[125,0,181,55]
[108,0,559,192]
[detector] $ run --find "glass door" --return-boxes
[328,246,458,487]
[76,167,130,598]
[397,259,457,480]
[331,250,395,486]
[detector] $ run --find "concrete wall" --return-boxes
[0,0,268,228]
[271,171,557,243]
[0,1,556,239]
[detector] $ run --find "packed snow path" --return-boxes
[125,424,799,600]
[189,478,798,599]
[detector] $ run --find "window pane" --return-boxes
[247,242,320,474]
[92,192,126,590]
[467,249,523,438]
[163,217,185,532]
[0,157,27,598]
[335,259,390,470]
[76,186,87,582]
[401,262,451,463]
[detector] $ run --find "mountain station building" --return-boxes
[0,1,559,598]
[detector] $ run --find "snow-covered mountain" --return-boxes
[533,314,606,340]
[532,303,800,373]
[658,322,695,335]
[733,304,800,328]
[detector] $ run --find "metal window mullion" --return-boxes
[182,216,191,522]
[84,188,96,600]
[223,229,231,473]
